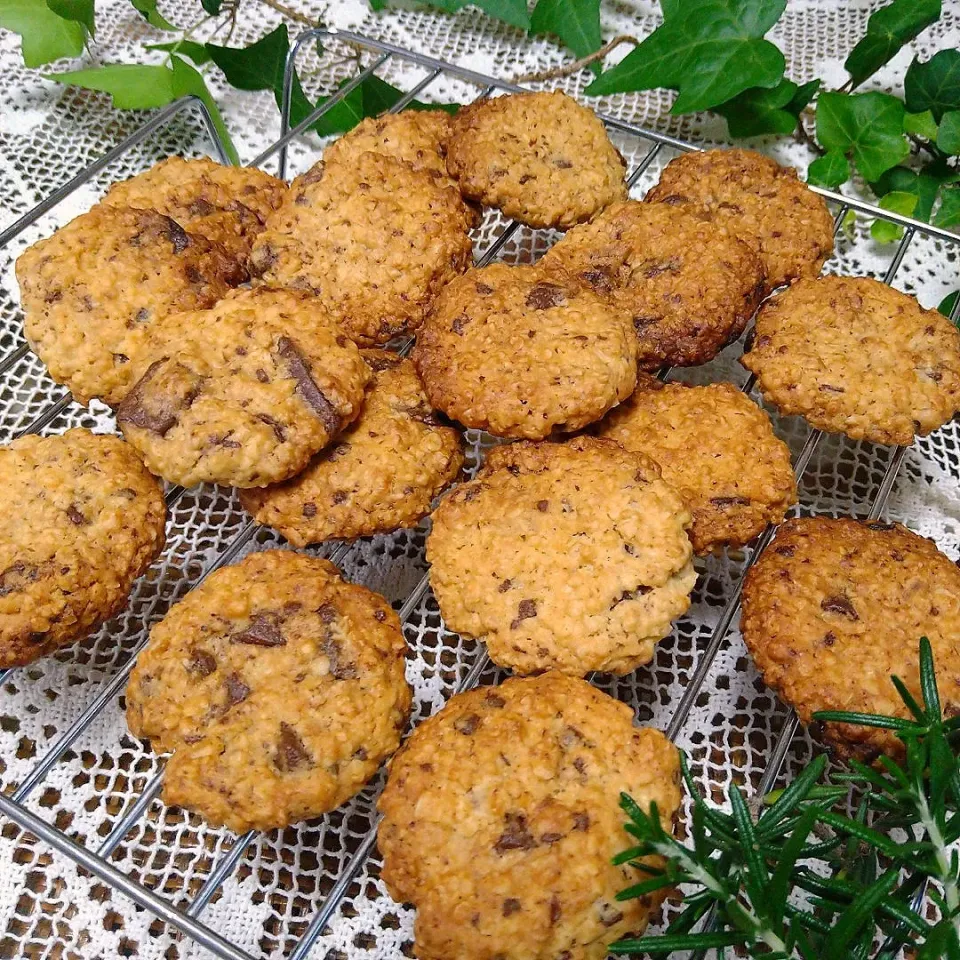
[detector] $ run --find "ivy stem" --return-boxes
[513,34,641,84]
[253,0,324,28]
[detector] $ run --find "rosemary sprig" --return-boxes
[613,638,960,958]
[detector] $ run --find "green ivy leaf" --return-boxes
[937,109,960,154]
[905,49,960,122]
[934,184,960,229]
[843,0,940,88]
[715,77,817,137]
[170,55,239,165]
[873,165,944,222]
[815,91,910,182]
[42,63,175,108]
[870,190,917,242]
[374,0,531,30]
[585,0,786,115]
[530,0,602,68]
[807,150,850,189]
[146,40,211,65]
[939,290,959,318]
[0,0,86,66]
[46,0,94,36]
[129,0,176,30]
[200,0,221,11]
[903,108,938,141]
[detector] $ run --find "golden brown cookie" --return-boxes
[741,517,960,760]
[426,436,695,676]
[102,156,287,265]
[378,672,681,960]
[596,374,796,553]
[0,429,165,668]
[645,148,834,292]
[541,200,765,369]
[116,287,371,488]
[126,550,411,832]
[239,350,464,543]
[413,264,638,439]
[249,152,474,344]
[16,205,244,405]
[741,276,960,445]
[445,91,627,229]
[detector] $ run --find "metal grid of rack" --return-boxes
[0,28,958,960]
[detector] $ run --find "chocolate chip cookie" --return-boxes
[645,148,834,292]
[445,90,627,229]
[250,152,474,344]
[0,429,165,668]
[596,374,796,553]
[378,672,681,960]
[741,517,960,760]
[541,200,765,369]
[126,549,411,832]
[102,156,287,265]
[116,287,370,488]
[741,276,960,445]
[427,436,695,676]
[17,205,244,405]
[240,350,463,543]
[412,264,638,439]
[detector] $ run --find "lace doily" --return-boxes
[1,3,959,958]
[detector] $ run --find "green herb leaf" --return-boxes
[871,190,918,242]
[843,0,941,89]
[935,184,960,229]
[715,78,808,137]
[0,0,86,67]
[46,0,94,36]
[906,49,960,122]
[129,0,176,30]
[815,91,910,182]
[610,931,747,954]
[530,0,602,67]
[585,0,787,115]
[201,0,221,11]
[146,40,212,65]
[41,63,175,108]
[937,109,960,154]
[807,150,850,189]
[903,108,939,140]
[170,56,239,165]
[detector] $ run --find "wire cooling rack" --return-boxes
[1,27,959,960]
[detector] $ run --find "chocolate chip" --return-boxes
[525,283,566,310]
[117,359,205,437]
[302,502,317,518]
[322,635,358,680]
[475,282,494,295]
[373,609,387,622]
[510,599,537,629]
[658,194,689,205]
[134,307,150,324]
[188,198,216,217]
[365,352,402,372]
[866,522,895,531]
[66,505,87,526]
[611,585,652,608]
[317,603,336,623]
[188,649,217,678]
[277,336,341,434]
[641,257,681,278]
[573,758,586,776]
[494,812,536,852]
[572,811,590,830]
[255,368,270,384]
[710,496,751,507]
[353,746,368,761]
[332,490,348,505]
[165,218,190,253]
[256,413,286,443]
[451,314,470,335]
[820,595,858,620]
[502,898,521,917]
[598,905,624,927]
[231,613,286,648]
[553,158,573,169]
[536,500,549,512]
[549,896,562,925]
[0,562,39,597]
[274,722,312,771]
[774,544,794,557]
[823,631,836,647]
[498,578,513,593]
[580,268,614,293]
[225,673,250,706]
[819,384,845,393]
[540,832,563,844]
[454,713,481,735]
[485,692,506,708]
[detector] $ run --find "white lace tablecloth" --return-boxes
[1,3,959,959]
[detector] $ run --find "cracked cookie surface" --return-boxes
[741,275,960,445]
[126,550,411,832]
[445,91,627,229]
[541,200,764,369]
[596,374,796,553]
[17,205,243,405]
[117,287,370,488]
[413,263,637,439]
[378,672,681,960]
[426,436,695,676]
[741,517,960,760]
[0,429,165,667]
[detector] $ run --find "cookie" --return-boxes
[741,517,960,760]
[116,287,371,488]
[541,200,765,369]
[596,374,796,554]
[445,90,627,229]
[378,672,681,960]
[426,436,695,676]
[240,350,463,543]
[250,152,474,344]
[17,205,243,406]
[414,264,637,439]
[741,276,960,445]
[0,429,165,668]
[102,156,287,265]
[646,148,834,292]
[126,550,411,832]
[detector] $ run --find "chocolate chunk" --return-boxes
[554,158,573,169]
[255,368,270,384]
[572,811,590,830]
[502,898,521,917]
[322,635,358,680]
[498,578,513,593]
[332,490,348,505]
[274,721,312,771]
[540,831,563,844]
[484,692,506,708]
[165,217,190,254]
[611,585,652,609]
[454,713,481,735]
[451,314,470,335]
[256,413,286,443]
[373,609,387,622]
[317,603,336,623]
[188,649,217,678]
[188,198,216,217]
[525,283,566,310]
[866,522,895,531]
[117,359,205,437]
[302,502,317,518]
[475,282,494,295]
[598,904,624,927]
[581,268,614,293]
[549,896,562,925]
[494,812,536,853]
[819,384,845,393]
[225,673,250,706]
[641,257,681,278]
[774,544,794,557]
[510,598,537,629]
[231,613,286,648]
[536,500,549,512]
[0,561,39,597]
[820,595,858,620]
[710,496,751,508]
[364,352,402,372]
[659,194,689,205]
[66,505,87,526]
[823,631,836,647]
[277,336,341,434]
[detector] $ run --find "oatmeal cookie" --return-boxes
[103,156,287,265]
[741,517,960,760]
[126,550,411,832]
[596,374,796,553]
[250,152,474,344]
[240,350,463,543]
[445,90,627,229]
[116,287,370,488]
[16,205,243,406]
[741,276,960,445]
[0,429,165,668]
[542,200,765,369]
[413,264,637,439]
[426,436,695,676]
[646,148,834,292]
[378,672,681,960]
